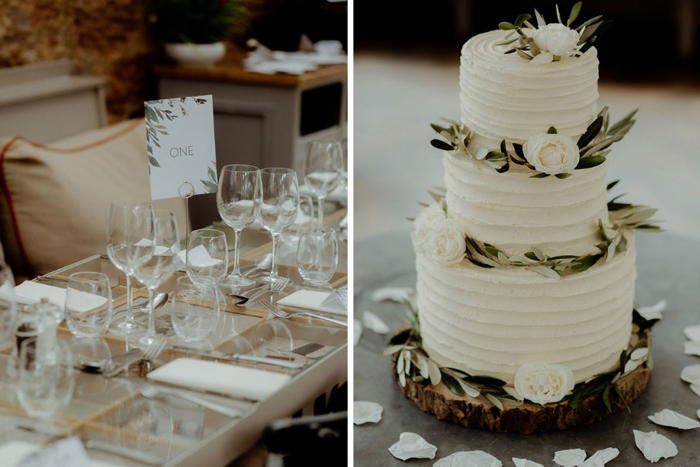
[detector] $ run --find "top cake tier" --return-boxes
[461,30,599,150]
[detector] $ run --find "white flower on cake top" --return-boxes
[514,361,575,405]
[530,23,581,64]
[411,203,446,252]
[523,133,580,175]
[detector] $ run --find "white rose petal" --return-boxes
[513,458,543,467]
[684,341,700,356]
[691,383,700,398]
[361,311,391,335]
[353,401,383,425]
[514,361,575,405]
[370,287,414,303]
[633,430,678,463]
[422,218,466,266]
[354,319,362,346]
[530,51,553,64]
[388,432,437,461]
[553,448,587,467]
[523,133,580,175]
[681,364,700,384]
[580,447,619,467]
[684,324,700,341]
[637,299,667,321]
[434,451,502,467]
[648,409,700,430]
[412,203,447,252]
[531,23,581,57]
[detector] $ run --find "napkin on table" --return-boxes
[277,290,347,316]
[14,282,107,312]
[147,358,291,401]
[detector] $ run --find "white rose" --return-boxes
[523,133,580,175]
[422,218,466,266]
[514,361,575,405]
[531,23,581,58]
[411,203,446,252]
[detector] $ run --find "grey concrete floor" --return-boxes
[354,50,700,241]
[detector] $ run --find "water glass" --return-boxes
[217,164,261,287]
[17,337,74,418]
[248,321,293,358]
[303,140,342,226]
[297,227,338,287]
[260,168,299,284]
[171,276,220,342]
[186,229,228,287]
[0,261,16,346]
[65,272,113,338]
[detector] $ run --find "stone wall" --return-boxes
[0,0,158,123]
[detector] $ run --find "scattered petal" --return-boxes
[389,432,437,461]
[553,448,587,467]
[353,401,383,425]
[371,287,413,303]
[684,341,700,356]
[434,451,502,467]
[361,311,391,335]
[633,430,678,463]
[513,458,543,467]
[637,300,666,321]
[354,319,362,346]
[648,409,700,430]
[684,324,700,342]
[580,447,619,466]
[690,383,700,398]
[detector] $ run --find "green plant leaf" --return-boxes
[431,123,449,133]
[530,173,550,178]
[514,13,532,28]
[577,116,604,148]
[568,2,582,26]
[148,155,161,168]
[499,21,516,30]
[389,329,411,346]
[555,173,572,179]
[441,372,465,396]
[576,155,606,169]
[431,139,454,151]
[547,126,558,134]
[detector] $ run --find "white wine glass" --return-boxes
[134,210,180,347]
[186,229,228,288]
[303,140,342,226]
[259,168,299,285]
[0,261,16,346]
[106,198,155,335]
[217,164,261,287]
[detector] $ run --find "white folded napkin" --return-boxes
[0,441,39,467]
[299,183,347,201]
[14,282,107,312]
[147,358,291,401]
[177,245,224,268]
[277,290,347,315]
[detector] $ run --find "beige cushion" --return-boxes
[0,119,187,276]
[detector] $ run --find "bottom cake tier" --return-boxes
[416,237,636,385]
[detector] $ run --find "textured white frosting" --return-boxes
[416,238,636,385]
[460,30,599,150]
[444,152,609,256]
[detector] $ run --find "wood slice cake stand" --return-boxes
[392,332,651,434]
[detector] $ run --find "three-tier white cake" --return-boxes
[412,29,639,391]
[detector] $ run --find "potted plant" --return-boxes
[151,0,245,68]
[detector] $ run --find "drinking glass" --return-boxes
[65,272,113,338]
[297,227,338,287]
[248,321,293,358]
[217,164,261,287]
[303,140,342,226]
[0,261,16,346]
[340,137,348,190]
[133,210,180,347]
[186,229,228,288]
[106,198,155,334]
[17,337,74,419]
[259,168,299,284]
[171,276,220,342]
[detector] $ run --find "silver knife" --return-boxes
[170,346,304,369]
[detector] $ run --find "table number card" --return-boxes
[145,95,218,200]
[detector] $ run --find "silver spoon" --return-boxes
[114,292,168,318]
[240,254,272,276]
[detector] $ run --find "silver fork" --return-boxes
[232,277,290,308]
[259,299,348,327]
[132,379,241,418]
[103,339,166,378]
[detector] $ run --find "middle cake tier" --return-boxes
[444,152,609,256]
[416,236,636,385]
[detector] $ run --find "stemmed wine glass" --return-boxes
[106,198,155,335]
[217,164,261,288]
[0,261,16,346]
[259,168,299,285]
[133,210,180,347]
[303,140,342,226]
